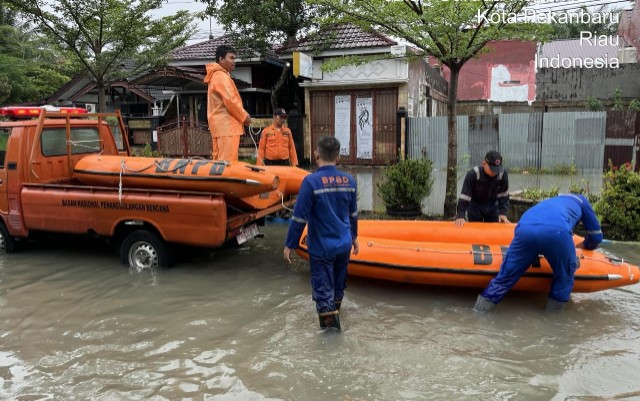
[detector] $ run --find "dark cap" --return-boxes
[273,107,287,117]
[484,151,504,173]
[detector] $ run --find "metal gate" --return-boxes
[157,118,211,158]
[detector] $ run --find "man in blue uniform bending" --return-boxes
[455,151,510,227]
[474,194,603,312]
[284,137,359,331]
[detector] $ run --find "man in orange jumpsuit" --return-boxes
[203,45,251,162]
[257,108,299,166]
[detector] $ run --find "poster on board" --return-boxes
[356,97,373,159]
[334,95,351,156]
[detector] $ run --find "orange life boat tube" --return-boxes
[294,220,640,293]
[230,165,310,210]
[74,155,279,198]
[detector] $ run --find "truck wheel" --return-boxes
[120,230,170,270]
[0,223,15,254]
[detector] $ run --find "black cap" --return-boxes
[485,151,504,174]
[273,107,287,117]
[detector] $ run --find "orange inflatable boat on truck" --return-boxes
[294,220,639,293]
[74,155,309,210]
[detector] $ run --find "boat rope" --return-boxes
[116,156,228,202]
[66,139,103,152]
[276,189,294,212]
[248,122,266,166]
[366,242,631,272]
[365,241,498,255]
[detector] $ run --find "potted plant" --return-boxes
[377,158,434,217]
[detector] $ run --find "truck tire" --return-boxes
[0,223,15,254]
[120,230,171,270]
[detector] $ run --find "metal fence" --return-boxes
[407,111,639,173]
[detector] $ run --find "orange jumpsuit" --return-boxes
[257,124,299,166]
[203,63,249,162]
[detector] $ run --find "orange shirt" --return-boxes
[257,124,298,166]
[203,63,248,138]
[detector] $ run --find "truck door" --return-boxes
[0,128,8,215]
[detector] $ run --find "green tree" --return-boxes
[311,0,545,217]
[197,0,321,108]
[548,5,620,40]
[0,6,70,104]
[4,0,196,111]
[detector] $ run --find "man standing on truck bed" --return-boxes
[204,45,252,162]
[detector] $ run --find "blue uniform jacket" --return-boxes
[519,193,603,250]
[285,165,358,258]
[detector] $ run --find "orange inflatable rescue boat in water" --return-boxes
[294,220,639,293]
[73,155,309,209]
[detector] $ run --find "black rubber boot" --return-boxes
[318,311,341,331]
[473,295,497,313]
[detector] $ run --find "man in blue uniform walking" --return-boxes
[474,193,603,312]
[284,137,359,331]
[455,151,510,227]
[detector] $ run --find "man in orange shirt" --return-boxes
[203,45,251,162]
[257,108,299,166]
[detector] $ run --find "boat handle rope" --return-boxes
[114,154,294,212]
[116,157,231,202]
[368,241,632,269]
[366,241,505,255]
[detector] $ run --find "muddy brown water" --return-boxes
[0,220,639,400]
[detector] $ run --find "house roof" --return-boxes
[171,34,280,62]
[129,66,206,88]
[277,23,397,54]
[538,36,623,60]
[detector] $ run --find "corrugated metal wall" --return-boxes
[407,111,635,173]
[407,115,468,169]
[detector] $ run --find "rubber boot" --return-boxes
[334,299,342,311]
[318,311,341,331]
[473,295,497,313]
[545,297,567,311]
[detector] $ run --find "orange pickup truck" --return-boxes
[0,106,295,268]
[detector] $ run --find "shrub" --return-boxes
[517,186,559,202]
[594,162,640,241]
[140,143,162,158]
[611,87,624,111]
[586,96,604,111]
[377,158,434,211]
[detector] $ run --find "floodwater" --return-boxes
[1,221,639,400]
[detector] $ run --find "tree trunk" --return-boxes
[443,65,460,218]
[271,63,290,110]
[97,81,107,113]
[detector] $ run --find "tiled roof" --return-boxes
[539,36,623,60]
[171,34,279,61]
[277,24,397,54]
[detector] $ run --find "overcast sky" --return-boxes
[152,0,224,44]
